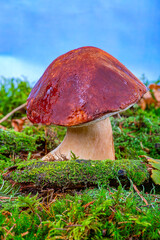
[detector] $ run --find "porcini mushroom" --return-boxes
[27,46,147,160]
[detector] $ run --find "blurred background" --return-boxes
[0,0,159,85]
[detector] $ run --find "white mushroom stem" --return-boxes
[42,117,115,161]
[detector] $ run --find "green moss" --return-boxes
[111,105,160,159]
[1,187,160,240]
[0,129,39,155]
[10,159,149,189]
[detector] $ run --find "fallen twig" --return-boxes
[3,223,16,239]
[133,184,148,205]
[82,200,95,209]
[66,224,83,228]
[4,160,149,193]
[150,194,160,199]
[0,102,27,124]
[0,196,16,201]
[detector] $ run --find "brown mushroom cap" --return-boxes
[27,46,147,126]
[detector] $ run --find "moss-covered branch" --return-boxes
[0,129,37,155]
[5,159,149,192]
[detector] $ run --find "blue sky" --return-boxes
[0,0,159,84]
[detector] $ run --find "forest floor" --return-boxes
[0,77,160,240]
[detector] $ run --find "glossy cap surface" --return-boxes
[27,46,147,126]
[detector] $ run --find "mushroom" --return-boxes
[27,46,147,161]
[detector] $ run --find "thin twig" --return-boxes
[133,184,148,205]
[0,102,27,124]
[151,194,160,199]
[66,224,83,228]
[0,196,16,201]
[3,223,16,239]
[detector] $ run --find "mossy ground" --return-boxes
[112,105,160,160]
[0,88,160,239]
[0,187,160,240]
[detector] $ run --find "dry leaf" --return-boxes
[139,155,160,185]
[139,84,160,109]
[151,170,160,185]
[11,117,26,132]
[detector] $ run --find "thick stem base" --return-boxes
[42,118,115,161]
